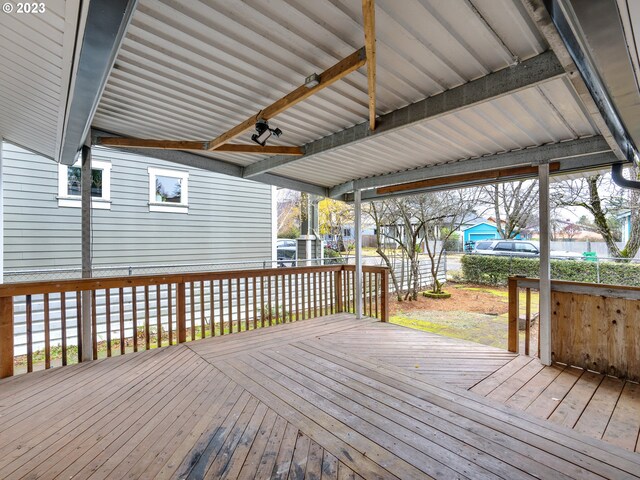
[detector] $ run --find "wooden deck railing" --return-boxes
[508,276,640,381]
[0,264,389,378]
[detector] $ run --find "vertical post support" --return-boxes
[80,145,93,362]
[354,190,363,319]
[539,163,552,365]
[381,268,389,322]
[177,282,186,343]
[507,277,519,353]
[334,270,343,313]
[0,297,13,378]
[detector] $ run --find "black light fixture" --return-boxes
[251,119,283,146]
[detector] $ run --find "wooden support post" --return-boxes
[539,162,552,364]
[381,269,389,322]
[354,190,363,319]
[177,283,186,343]
[334,270,343,313]
[508,277,519,353]
[0,297,14,378]
[362,0,376,130]
[81,145,93,361]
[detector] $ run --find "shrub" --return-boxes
[461,254,640,287]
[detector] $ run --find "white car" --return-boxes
[473,240,582,260]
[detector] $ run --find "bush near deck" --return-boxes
[461,254,640,287]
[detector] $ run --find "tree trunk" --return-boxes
[588,177,622,257]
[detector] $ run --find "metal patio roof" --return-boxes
[1,0,639,200]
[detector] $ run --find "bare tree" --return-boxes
[481,181,538,238]
[366,189,478,300]
[552,168,640,258]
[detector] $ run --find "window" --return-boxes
[494,242,514,251]
[57,160,112,209]
[148,167,189,213]
[515,243,538,254]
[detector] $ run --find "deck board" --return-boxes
[0,313,639,479]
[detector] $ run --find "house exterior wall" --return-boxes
[2,143,273,272]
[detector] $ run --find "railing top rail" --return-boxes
[344,265,390,274]
[0,264,348,298]
[509,276,640,300]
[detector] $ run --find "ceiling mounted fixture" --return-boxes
[251,119,282,146]
[304,73,320,88]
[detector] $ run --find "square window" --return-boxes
[67,167,103,198]
[148,167,189,213]
[58,160,111,209]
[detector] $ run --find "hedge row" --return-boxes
[461,254,640,287]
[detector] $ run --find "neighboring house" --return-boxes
[2,143,275,275]
[461,219,522,246]
[617,211,632,244]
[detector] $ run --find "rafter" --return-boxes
[375,163,561,195]
[242,50,566,179]
[362,0,376,131]
[207,48,366,151]
[91,129,327,197]
[95,137,303,155]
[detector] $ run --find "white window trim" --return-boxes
[148,167,189,213]
[57,160,112,209]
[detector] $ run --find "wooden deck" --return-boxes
[1,314,639,479]
[472,355,640,454]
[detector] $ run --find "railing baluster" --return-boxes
[144,286,150,350]
[237,277,241,331]
[168,284,173,345]
[295,273,300,322]
[200,281,205,339]
[245,277,249,331]
[281,274,286,322]
[375,273,379,319]
[76,291,83,362]
[228,278,233,334]
[44,293,51,368]
[156,285,161,348]
[190,282,195,340]
[313,272,318,318]
[132,286,138,353]
[210,280,215,337]
[219,279,224,336]
[61,292,68,365]
[525,288,531,356]
[26,294,33,372]
[268,275,273,326]
[302,272,307,320]
[288,274,292,323]
[260,275,265,328]
[177,282,186,343]
[119,287,125,355]
[253,276,257,330]
[275,274,280,324]
[318,272,324,317]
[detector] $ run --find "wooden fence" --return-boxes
[508,276,640,381]
[0,265,389,378]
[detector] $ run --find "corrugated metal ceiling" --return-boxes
[93,0,565,180]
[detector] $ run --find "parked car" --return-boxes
[473,240,582,260]
[276,238,297,267]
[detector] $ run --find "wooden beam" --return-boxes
[207,47,367,151]
[375,162,561,195]
[362,0,376,131]
[97,137,207,150]
[95,137,304,155]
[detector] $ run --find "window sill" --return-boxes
[57,197,112,210]
[148,202,189,214]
